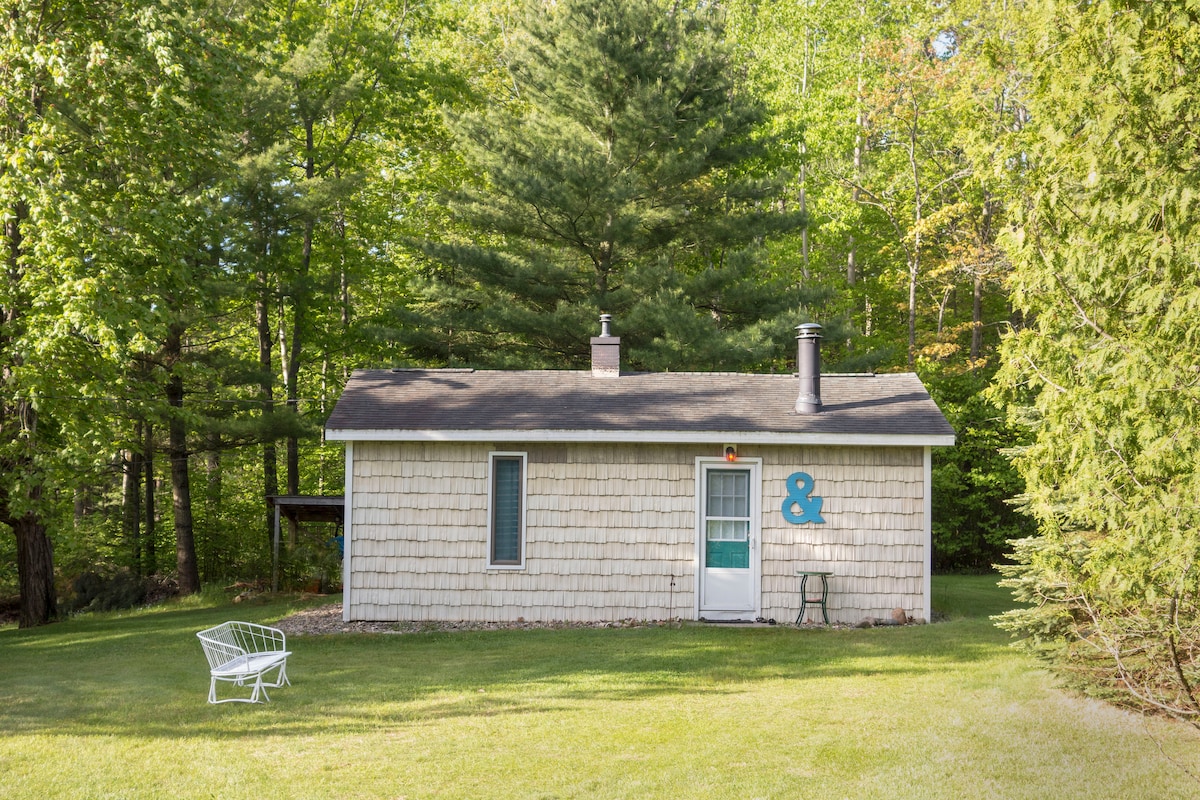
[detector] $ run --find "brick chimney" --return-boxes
[795,323,822,413]
[591,313,620,378]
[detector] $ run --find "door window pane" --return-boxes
[704,469,750,569]
[706,471,749,518]
[706,519,749,541]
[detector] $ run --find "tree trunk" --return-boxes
[257,269,279,556]
[798,26,811,281]
[122,439,142,576]
[13,513,56,628]
[971,272,983,361]
[284,119,317,499]
[907,108,922,368]
[165,324,200,594]
[169,385,199,593]
[908,256,918,366]
[286,290,303,497]
[848,24,867,287]
[4,197,56,627]
[204,444,221,581]
[143,422,157,575]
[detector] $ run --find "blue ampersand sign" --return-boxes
[782,472,825,524]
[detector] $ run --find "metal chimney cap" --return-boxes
[796,322,823,339]
[599,313,613,338]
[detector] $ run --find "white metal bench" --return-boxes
[196,621,291,704]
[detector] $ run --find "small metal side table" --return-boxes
[796,570,833,625]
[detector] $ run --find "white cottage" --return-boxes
[325,322,955,625]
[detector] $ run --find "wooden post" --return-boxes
[272,503,282,593]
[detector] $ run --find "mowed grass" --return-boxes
[2,576,1198,799]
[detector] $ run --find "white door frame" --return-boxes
[694,456,762,620]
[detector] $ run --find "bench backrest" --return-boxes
[197,621,286,671]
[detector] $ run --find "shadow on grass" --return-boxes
[0,603,1013,740]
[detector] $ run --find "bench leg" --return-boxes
[262,661,289,689]
[209,674,271,704]
[207,656,289,703]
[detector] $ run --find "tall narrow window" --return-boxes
[489,453,526,567]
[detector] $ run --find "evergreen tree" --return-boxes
[994,0,1200,722]
[402,0,806,371]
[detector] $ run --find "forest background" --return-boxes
[2,0,1034,604]
[0,0,1058,616]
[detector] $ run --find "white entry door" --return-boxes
[696,459,761,619]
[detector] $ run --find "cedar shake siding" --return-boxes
[345,440,931,625]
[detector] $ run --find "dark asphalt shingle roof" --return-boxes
[325,369,955,444]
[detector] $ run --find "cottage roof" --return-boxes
[325,369,955,447]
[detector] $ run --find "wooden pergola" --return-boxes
[266,495,345,592]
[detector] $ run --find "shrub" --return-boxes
[63,566,148,613]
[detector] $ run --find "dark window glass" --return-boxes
[491,456,522,565]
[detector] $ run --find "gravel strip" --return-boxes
[274,603,683,635]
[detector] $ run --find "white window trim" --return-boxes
[922,445,933,622]
[342,441,354,623]
[487,451,528,570]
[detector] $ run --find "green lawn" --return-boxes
[1,576,1197,799]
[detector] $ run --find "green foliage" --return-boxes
[403,0,807,371]
[52,507,124,581]
[993,0,1200,723]
[0,533,15,598]
[929,365,1034,570]
[62,566,148,614]
[281,532,344,592]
